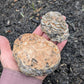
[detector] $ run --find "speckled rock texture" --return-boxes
[0,0,84,84]
[41,11,70,42]
[13,33,61,76]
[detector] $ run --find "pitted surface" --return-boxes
[13,33,61,76]
[41,11,70,42]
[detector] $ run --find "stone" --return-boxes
[13,33,61,76]
[41,11,70,42]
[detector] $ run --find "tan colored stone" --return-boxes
[13,33,61,76]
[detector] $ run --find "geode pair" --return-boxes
[13,11,69,76]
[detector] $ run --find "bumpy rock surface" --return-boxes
[13,33,61,76]
[41,11,70,42]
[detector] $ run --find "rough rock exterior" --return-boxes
[41,11,70,42]
[13,33,61,76]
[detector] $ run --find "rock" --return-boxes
[80,47,84,56]
[41,11,70,42]
[13,33,61,76]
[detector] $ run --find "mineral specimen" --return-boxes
[13,33,61,76]
[41,11,70,42]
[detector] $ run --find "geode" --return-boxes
[41,11,70,42]
[13,33,61,76]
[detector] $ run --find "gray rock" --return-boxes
[41,11,70,42]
